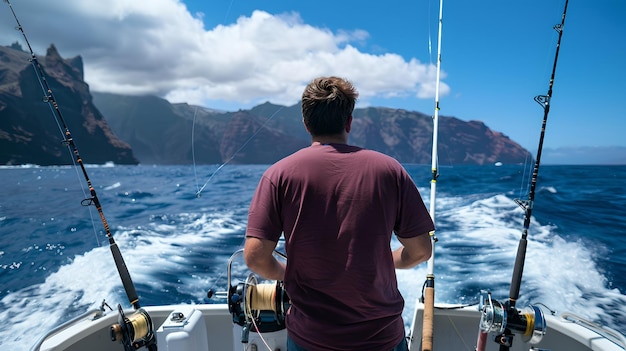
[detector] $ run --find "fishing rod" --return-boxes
[420,0,443,349]
[476,1,569,350]
[408,1,442,350]
[4,0,140,311]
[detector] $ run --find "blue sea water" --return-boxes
[0,163,625,350]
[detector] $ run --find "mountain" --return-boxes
[91,94,310,165]
[0,43,137,165]
[350,107,530,165]
[2,43,531,166]
[94,94,531,165]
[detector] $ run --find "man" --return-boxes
[244,76,434,351]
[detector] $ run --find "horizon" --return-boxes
[1,0,624,164]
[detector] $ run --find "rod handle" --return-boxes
[421,285,435,351]
[475,330,488,351]
[508,238,527,306]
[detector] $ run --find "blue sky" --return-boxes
[190,0,626,159]
[1,0,624,162]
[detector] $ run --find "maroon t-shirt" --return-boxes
[246,144,434,351]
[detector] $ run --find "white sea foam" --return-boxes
[104,182,122,190]
[398,192,626,331]
[1,190,624,350]
[0,211,245,350]
[540,185,558,194]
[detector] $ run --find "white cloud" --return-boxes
[1,0,448,109]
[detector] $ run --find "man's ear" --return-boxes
[346,115,353,133]
[303,118,311,133]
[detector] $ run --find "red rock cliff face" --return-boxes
[96,97,532,165]
[438,118,531,165]
[0,44,137,165]
[220,111,308,164]
[350,108,531,165]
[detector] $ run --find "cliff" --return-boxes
[0,44,137,165]
[95,96,531,165]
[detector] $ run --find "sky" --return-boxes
[1,0,625,163]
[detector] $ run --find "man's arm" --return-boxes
[393,233,433,269]
[243,236,286,281]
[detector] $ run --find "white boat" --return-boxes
[30,250,626,351]
[31,305,626,351]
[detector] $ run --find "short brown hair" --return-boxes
[301,76,358,136]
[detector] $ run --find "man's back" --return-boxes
[247,143,434,350]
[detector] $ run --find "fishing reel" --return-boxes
[110,304,157,351]
[228,274,290,331]
[478,291,546,347]
[219,249,290,344]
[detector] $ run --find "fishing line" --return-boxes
[5,0,141,310]
[189,2,293,197]
[223,0,236,23]
[194,107,284,198]
[427,0,433,64]
[195,105,285,299]
[27,48,103,246]
[191,106,200,192]
[517,153,533,201]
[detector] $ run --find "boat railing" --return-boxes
[29,308,105,351]
[560,312,626,350]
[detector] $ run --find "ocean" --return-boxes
[1,163,625,350]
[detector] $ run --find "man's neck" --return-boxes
[311,134,348,145]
